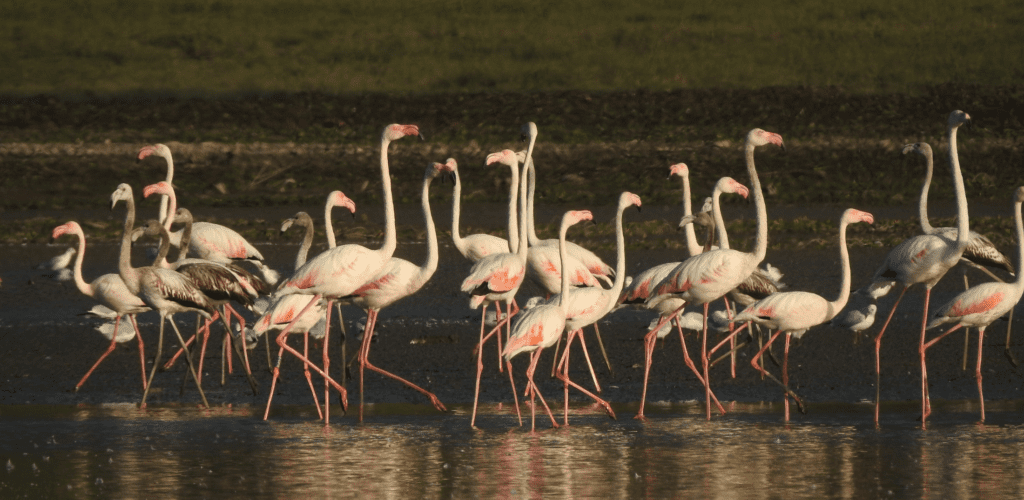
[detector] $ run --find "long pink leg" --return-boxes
[635,329,658,421]
[721,296,737,378]
[750,330,805,414]
[591,323,614,375]
[358,309,377,422]
[678,320,726,415]
[302,328,324,421]
[163,310,221,370]
[556,330,615,422]
[358,309,446,416]
[783,332,791,422]
[977,327,986,422]
[129,315,147,390]
[568,327,601,393]
[920,288,932,426]
[524,347,559,431]
[875,286,908,424]
[75,315,123,392]
[471,307,488,428]
[264,294,348,421]
[496,302,505,373]
[196,318,212,386]
[702,303,712,420]
[507,358,522,426]
[323,300,333,425]
[922,322,966,425]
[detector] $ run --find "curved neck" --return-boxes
[117,196,140,294]
[917,150,936,233]
[681,173,701,256]
[505,160,520,254]
[419,174,440,279]
[745,142,768,263]
[155,189,177,269]
[160,186,178,235]
[450,169,468,253]
[69,229,93,298]
[609,204,628,297]
[556,217,572,309]
[712,188,730,250]
[159,152,175,225]
[173,217,192,264]
[1014,200,1024,287]
[378,135,398,259]
[527,160,540,246]
[325,199,338,249]
[947,124,970,254]
[295,221,314,270]
[829,218,853,318]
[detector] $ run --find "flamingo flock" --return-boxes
[47,112,1020,431]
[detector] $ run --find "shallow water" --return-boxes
[4,402,1024,499]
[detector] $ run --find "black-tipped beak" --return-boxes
[779,143,787,153]
[635,205,642,213]
[966,118,973,130]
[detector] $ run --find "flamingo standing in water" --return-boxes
[137,143,280,286]
[51,222,150,392]
[502,209,594,431]
[648,128,784,420]
[733,209,875,421]
[861,110,971,424]
[630,176,750,420]
[348,161,453,420]
[462,148,531,427]
[550,192,642,424]
[922,186,1024,424]
[902,141,1016,367]
[110,184,212,408]
[264,124,418,423]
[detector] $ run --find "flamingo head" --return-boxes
[137,143,170,161]
[109,183,134,210]
[948,110,971,129]
[619,192,642,212]
[843,209,875,225]
[143,181,173,199]
[520,122,538,141]
[384,124,420,142]
[280,212,312,233]
[901,142,932,158]
[748,128,785,151]
[445,157,458,172]
[677,214,696,230]
[172,207,193,225]
[486,149,517,167]
[668,163,688,179]
[430,159,456,182]
[700,196,713,214]
[717,177,749,199]
[51,222,81,241]
[1014,186,1024,204]
[566,210,593,227]
[327,191,357,215]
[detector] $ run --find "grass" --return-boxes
[2,0,1023,95]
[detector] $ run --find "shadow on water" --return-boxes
[4,401,1024,498]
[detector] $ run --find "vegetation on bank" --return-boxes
[2,0,1022,95]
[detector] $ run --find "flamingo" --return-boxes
[264,123,418,423]
[502,209,593,431]
[109,183,212,408]
[861,110,972,424]
[648,128,784,419]
[448,157,515,261]
[461,148,531,427]
[37,246,76,281]
[733,209,875,421]
[348,161,453,420]
[631,176,750,420]
[922,186,1024,424]
[51,222,150,392]
[903,140,1016,366]
[130,216,260,395]
[550,191,642,424]
[137,143,280,286]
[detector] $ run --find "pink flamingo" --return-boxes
[903,141,1016,367]
[51,222,150,392]
[630,176,750,420]
[462,148,532,427]
[862,110,971,424]
[648,128,783,420]
[109,183,213,408]
[137,143,280,286]
[502,209,594,431]
[449,157,515,261]
[551,192,642,424]
[349,161,453,420]
[733,209,875,421]
[130,215,260,395]
[264,124,418,423]
[922,186,1024,424]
